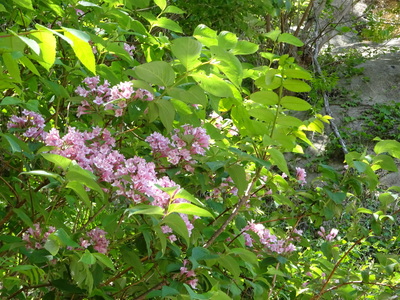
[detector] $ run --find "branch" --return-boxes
[203,168,261,248]
[311,235,365,299]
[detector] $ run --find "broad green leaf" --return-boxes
[13,0,34,10]
[1,133,22,153]
[20,170,63,181]
[357,208,373,214]
[9,31,40,56]
[268,148,289,174]
[229,248,258,266]
[55,228,79,247]
[229,147,271,170]
[134,61,175,87]
[125,205,164,216]
[217,31,238,50]
[171,37,202,70]
[154,0,167,10]
[19,56,40,76]
[227,165,248,196]
[374,140,400,158]
[63,28,96,74]
[66,181,91,208]
[276,115,304,127]
[231,40,259,55]
[264,29,281,42]
[66,166,104,200]
[3,53,21,82]
[183,284,210,299]
[371,154,397,172]
[325,189,346,204]
[174,189,205,207]
[44,235,61,256]
[79,251,96,265]
[219,254,241,279]
[30,30,57,70]
[167,85,207,106]
[0,96,23,106]
[155,99,175,132]
[168,203,213,218]
[283,79,311,92]
[35,24,73,45]
[192,71,233,97]
[162,213,190,245]
[152,17,182,33]
[41,153,73,170]
[281,96,311,111]
[285,69,312,80]
[250,91,278,105]
[248,107,275,123]
[0,4,7,12]
[193,24,218,47]
[278,33,304,46]
[210,46,243,87]
[13,208,33,227]
[164,6,185,14]
[92,253,115,270]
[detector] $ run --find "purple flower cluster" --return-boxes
[317,226,339,241]
[244,222,297,254]
[7,109,47,141]
[146,125,210,172]
[75,76,153,117]
[22,224,56,250]
[296,167,307,186]
[80,228,109,254]
[123,43,136,57]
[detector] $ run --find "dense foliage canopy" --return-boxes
[0,0,399,299]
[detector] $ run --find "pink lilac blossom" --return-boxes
[180,260,198,289]
[123,43,136,57]
[317,227,339,241]
[86,228,109,254]
[146,124,210,169]
[296,167,307,186]
[74,76,153,117]
[22,224,56,250]
[209,111,238,136]
[7,109,47,141]
[245,222,296,254]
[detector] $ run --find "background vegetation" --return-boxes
[0,0,399,299]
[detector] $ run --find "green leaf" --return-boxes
[155,99,175,132]
[171,37,202,70]
[19,56,40,76]
[154,0,166,10]
[152,17,182,33]
[62,27,96,74]
[174,189,205,207]
[13,0,33,10]
[193,24,218,47]
[326,190,346,204]
[79,251,96,265]
[217,31,238,50]
[162,213,190,245]
[268,148,289,174]
[248,107,275,123]
[20,170,63,181]
[167,85,207,106]
[231,40,259,55]
[229,248,258,266]
[191,71,233,97]
[92,253,115,270]
[374,140,400,158]
[264,29,281,42]
[55,228,79,247]
[44,235,61,256]
[219,254,241,279]
[3,52,21,82]
[12,32,40,55]
[227,165,248,196]
[41,153,73,170]
[250,91,278,105]
[125,205,164,216]
[210,46,243,87]
[278,33,304,46]
[168,203,213,218]
[30,30,57,70]
[283,79,311,92]
[281,96,311,111]
[357,208,373,214]
[372,154,397,172]
[66,166,104,200]
[134,61,175,87]
[13,208,33,227]
[285,69,312,80]
[0,96,22,106]
[164,6,185,14]
[66,181,91,208]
